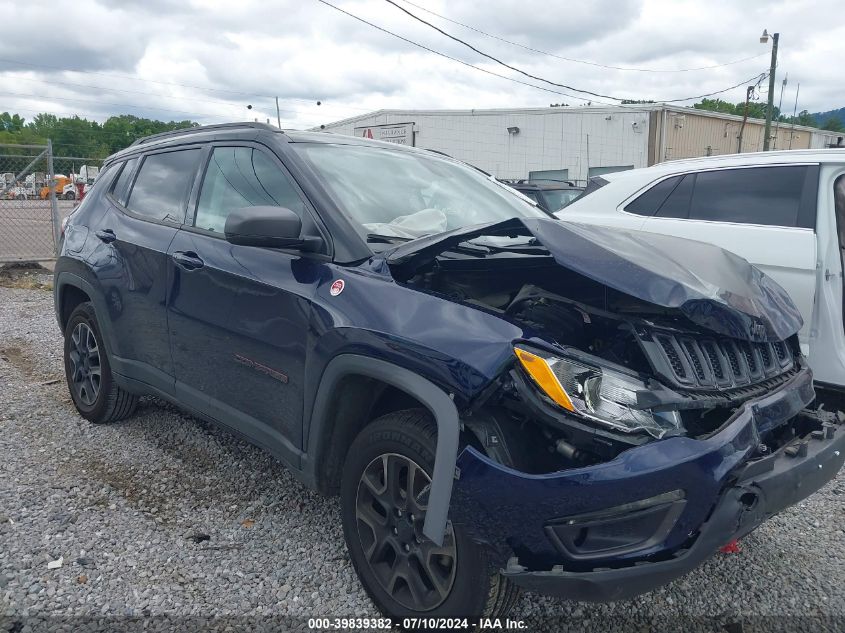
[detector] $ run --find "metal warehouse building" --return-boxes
[318,105,843,182]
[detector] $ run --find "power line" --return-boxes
[384,0,764,103]
[396,0,767,73]
[314,0,618,105]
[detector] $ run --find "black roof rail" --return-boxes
[129,121,282,147]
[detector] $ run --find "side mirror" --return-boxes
[224,206,320,250]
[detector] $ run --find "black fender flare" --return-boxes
[306,354,460,545]
[54,272,116,355]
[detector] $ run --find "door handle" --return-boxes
[95,229,116,244]
[172,251,204,270]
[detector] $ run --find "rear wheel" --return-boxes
[64,191,76,200]
[341,410,520,623]
[64,302,137,423]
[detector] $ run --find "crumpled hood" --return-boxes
[386,217,803,342]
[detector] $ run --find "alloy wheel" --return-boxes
[355,452,457,611]
[68,322,101,406]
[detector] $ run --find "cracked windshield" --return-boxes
[294,143,547,248]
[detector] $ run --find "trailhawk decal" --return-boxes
[330,279,345,296]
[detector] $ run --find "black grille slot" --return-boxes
[657,335,686,379]
[681,339,706,381]
[723,344,742,378]
[700,340,724,380]
[644,327,793,391]
[759,344,772,369]
[740,342,758,374]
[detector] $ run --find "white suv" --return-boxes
[560,149,845,399]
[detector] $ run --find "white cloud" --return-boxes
[0,0,841,130]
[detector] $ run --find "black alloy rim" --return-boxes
[355,452,458,611]
[68,322,101,406]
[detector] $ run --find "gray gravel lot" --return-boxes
[1,280,844,632]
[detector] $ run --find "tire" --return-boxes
[64,191,76,200]
[341,410,520,624]
[63,302,137,423]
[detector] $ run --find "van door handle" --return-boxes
[95,229,116,243]
[172,251,204,270]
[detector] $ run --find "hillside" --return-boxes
[811,107,845,131]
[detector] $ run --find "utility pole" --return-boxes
[737,85,754,153]
[773,73,787,149]
[275,97,282,129]
[789,82,800,150]
[761,30,779,151]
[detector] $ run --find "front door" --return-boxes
[167,144,328,458]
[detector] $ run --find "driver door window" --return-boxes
[194,146,307,233]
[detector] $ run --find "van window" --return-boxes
[194,147,307,234]
[126,149,201,223]
[689,166,810,227]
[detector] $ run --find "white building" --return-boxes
[318,105,842,183]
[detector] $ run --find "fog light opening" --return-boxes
[739,492,758,509]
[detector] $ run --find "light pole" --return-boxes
[760,29,779,151]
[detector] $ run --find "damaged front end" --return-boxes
[385,218,845,600]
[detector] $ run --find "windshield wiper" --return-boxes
[366,233,415,244]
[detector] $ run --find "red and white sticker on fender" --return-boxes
[330,279,345,296]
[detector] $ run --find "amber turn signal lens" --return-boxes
[514,348,574,411]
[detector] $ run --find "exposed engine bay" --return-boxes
[405,256,805,472]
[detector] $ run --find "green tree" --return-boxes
[693,98,738,115]
[0,111,199,158]
[0,112,26,132]
[822,116,844,133]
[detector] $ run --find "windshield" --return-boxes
[293,143,546,245]
[541,188,582,212]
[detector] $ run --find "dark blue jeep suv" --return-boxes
[54,122,845,620]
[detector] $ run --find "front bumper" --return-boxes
[451,366,844,600]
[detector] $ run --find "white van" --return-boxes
[560,149,845,401]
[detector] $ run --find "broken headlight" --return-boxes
[514,346,682,438]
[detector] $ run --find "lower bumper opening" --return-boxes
[545,491,686,561]
[500,418,845,602]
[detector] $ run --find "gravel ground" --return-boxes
[1,281,844,632]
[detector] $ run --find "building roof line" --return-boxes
[317,105,836,136]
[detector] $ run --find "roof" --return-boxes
[596,148,845,183]
[503,179,581,190]
[317,104,832,137]
[106,122,431,163]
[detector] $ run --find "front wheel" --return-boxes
[341,410,520,622]
[64,302,137,423]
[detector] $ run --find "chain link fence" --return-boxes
[0,143,104,264]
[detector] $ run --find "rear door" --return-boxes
[641,165,819,352]
[167,143,329,459]
[96,148,202,390]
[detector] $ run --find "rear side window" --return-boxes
[625,175,681,215]
[689,166,814,228]
[194,147,307,234]
[126,149,201,223]
[630,166,818,228]
[656,173,695,218]
[110,157,138,206]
